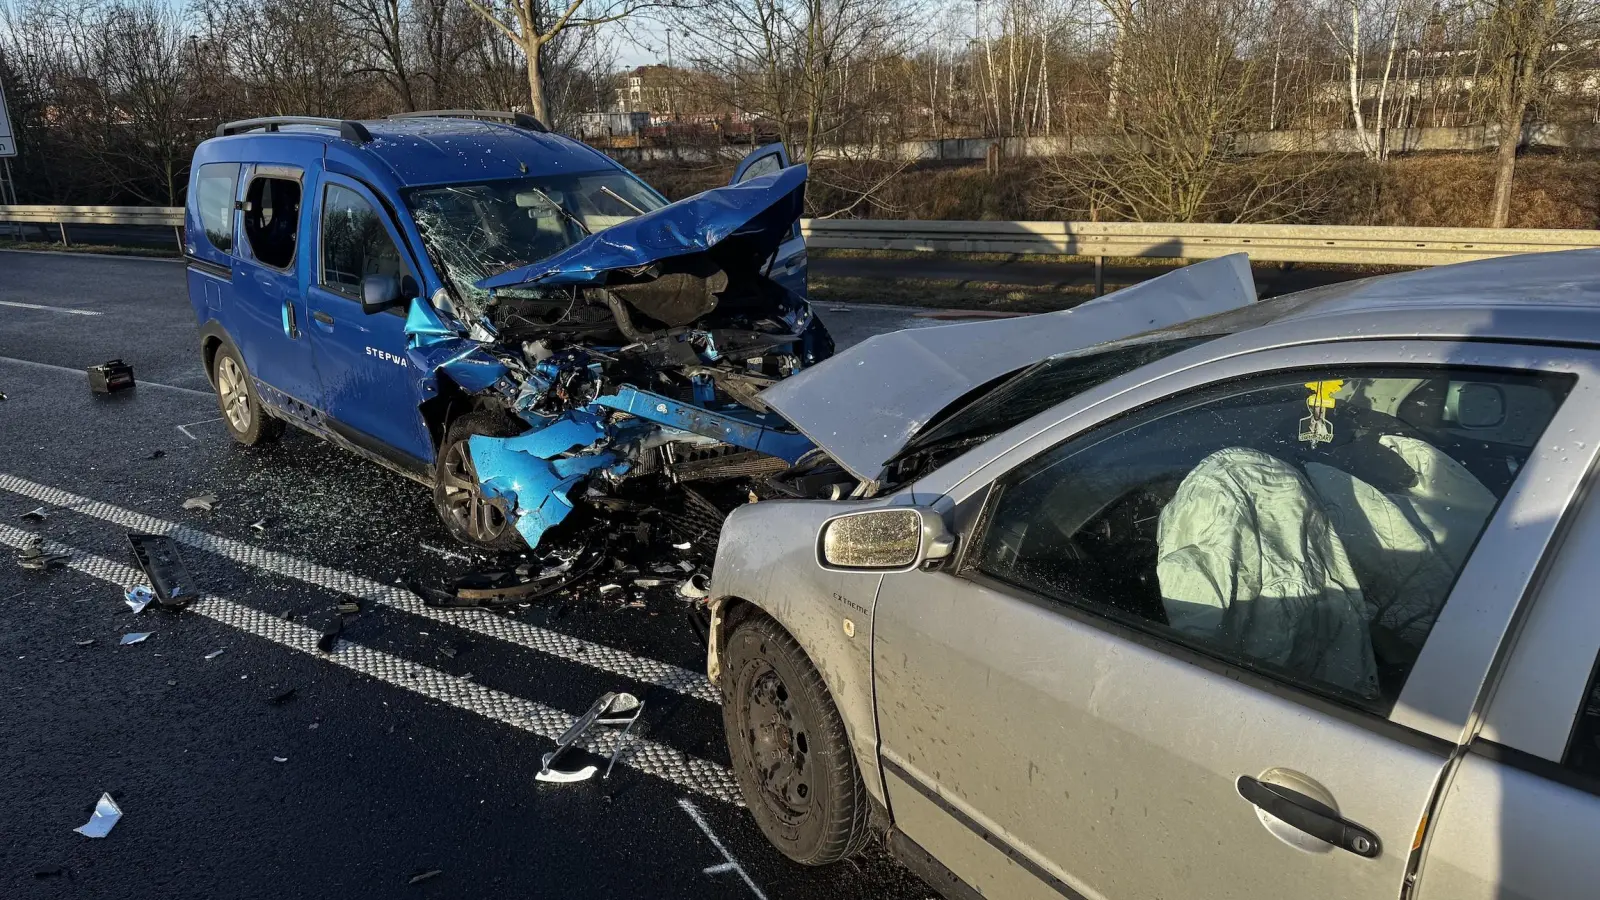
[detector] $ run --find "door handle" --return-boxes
[1236,775,1381,859]
[311,310,335,327]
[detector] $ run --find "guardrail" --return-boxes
[5,205,1599,277]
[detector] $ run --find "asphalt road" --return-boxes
[0,251,944,899]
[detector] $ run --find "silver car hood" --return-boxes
[759,253,1258,483]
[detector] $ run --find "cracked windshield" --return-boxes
[406,171,667,314]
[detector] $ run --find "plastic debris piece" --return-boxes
[87,359,135,394]
[678,573,712,600]
[317,616,342,652]
[408,870,443,885]
[33,866,65,879]
[20,507,47,522]
[671,541,692,550]
[250,519,268,534]
[16,537,69,571]
[272,756,288,763]
[146,450,165,460]
[181,493,218,511]
[267,688,297,705]
[126,534,197,608]
[633,578,667,588]
[125,585,155,613]
[599,583,622,594]
[537,691,644,784]
[204,649,225,660]
[75,639,95,647]
[677,561,695,572]
[337,601,361,615]
[73,793,122,838]
[119,632,151,645]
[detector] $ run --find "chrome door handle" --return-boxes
[1236,775,1382,859]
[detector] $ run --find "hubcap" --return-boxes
[744,663,812,824]
[216,356,252,433]
[440,440,509,543]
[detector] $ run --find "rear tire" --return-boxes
[432,412,527,552]
[723,610,871,866]
[212,344,283,446]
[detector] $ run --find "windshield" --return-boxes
[405,171,667,313]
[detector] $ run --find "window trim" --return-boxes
[947,351,1597,743]
[240,167,305,273]
[316,178,413,302]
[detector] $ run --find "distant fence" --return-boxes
[5,205,1600,275]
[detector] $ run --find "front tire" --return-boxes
[212,344,283,446]
[433,412,527,552]
[723,610,871,866]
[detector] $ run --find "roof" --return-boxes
[202,116,619,187]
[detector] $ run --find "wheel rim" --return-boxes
[216,356,252,433]
[742,662,813,825]
[439,440,509,543]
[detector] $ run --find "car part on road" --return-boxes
[127,533,198,607]
[210,344,283,446]
[72,793,123,838]
[678,573,711,599]
[119,632,151,645]
[722,610,871,866]
[15,535,69,571]
[181,493,218,511]
[316,615,342,652]
[86,358,135,394]
[19,506,46,522]
[536,691,645,784]
[205,648,225,659]
[124,585,155,613]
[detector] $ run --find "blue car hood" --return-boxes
[475,165,807,291]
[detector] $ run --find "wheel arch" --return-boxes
[197,320,235,388]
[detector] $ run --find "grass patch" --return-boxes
[809,273,1112,313]
[0,239,179,259]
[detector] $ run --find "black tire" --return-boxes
[211,343,283,446]
[432,412,527,552]
[722,609,871,866]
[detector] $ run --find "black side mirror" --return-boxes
[360,274,401,314]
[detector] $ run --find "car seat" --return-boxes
[1156,447,1380,699]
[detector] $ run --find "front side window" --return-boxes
[321,184,407,296]
[195,163,239,253]
[405,170,667,314]
[242,175,302,269]
[973,367,1572,713]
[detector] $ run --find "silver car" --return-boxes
[706,250,1600,900]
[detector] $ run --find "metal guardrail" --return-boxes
[5,205,1600,272]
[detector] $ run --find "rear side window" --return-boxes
[195,163,239,252]
[320,184,407,296]
[973,368,1573,715]
[243,176,302,269]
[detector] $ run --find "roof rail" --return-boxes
[216,116,374,144]
[387,109,549,134]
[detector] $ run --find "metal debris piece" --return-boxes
[678,573,712,600]
[536,691,645,784]
[75,639,95,647]
[408,870,443,885]
[204,649,225,660]
[250,519,268,534]
[181,493,218,511]
[119,632,151,645]
[16,536,69,571]
[126,534,197,607]
[272,756,288,763]
[337,601,361,615]
[124,585,155,614]
[19,507,47,522]
[72,793,122,838]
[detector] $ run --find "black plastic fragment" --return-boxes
[126,533,197,607]
[317,616,342,652]
[87,359,135,394]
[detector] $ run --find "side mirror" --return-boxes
[360,274,402,314]
[817,507,957,573]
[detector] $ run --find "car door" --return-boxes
[304,173,434,472]
[870,340,1600,900]
[731,143,806,297]
[230,164,321,411]
[1414,470,1600,900]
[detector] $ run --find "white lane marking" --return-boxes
[680,798,769,900]
[0,523,741,803]
[0,355,214,397]
[0,472,719,703]
[176,417,223,440]
[0,299,103,316]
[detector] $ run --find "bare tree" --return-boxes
[1479,0,1560,226]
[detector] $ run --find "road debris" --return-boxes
[418,542,471,563]
[267,687,297,705]
[317,616,342,652]
[536,691,644,784]
[204,649,226,660]
[408,870,443,886]
[75,638,95,647]
[272,756,288,763]
[19,507,47,522]
[678,573,711,600]
[633,578,667,588]
[250,519,268,534]
[127,533,197,607]
[86,359,135,394]
[181,493,218,512]
[16,537,70,571]
[599,583,622,595]
[124,585,155,614]
[671,541,692,550]
[72,794,122,838]
[146,449,165,460]
[119,632,151,645]
[337,601,361,615]
[33,866,65,879]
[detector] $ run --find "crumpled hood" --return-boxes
[758,253,1259,484]
[476,165,808,291]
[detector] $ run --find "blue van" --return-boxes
[185,111,830,552]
